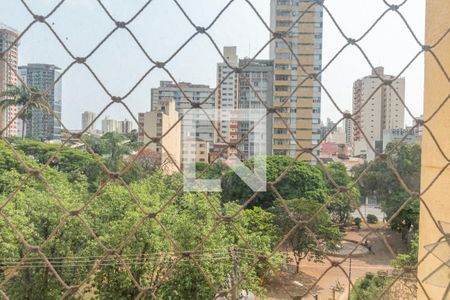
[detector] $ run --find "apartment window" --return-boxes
[276,20,291,27]
[275,75,289,81]
[275,64,289,70]
[276,10,291,16]
[274,128,288,134]
[275,86,290,92]
[275,53,291,60]
[275,41,290,48]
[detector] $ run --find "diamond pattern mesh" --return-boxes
[0,0,449,299]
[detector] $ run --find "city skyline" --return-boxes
[0,1,425,131]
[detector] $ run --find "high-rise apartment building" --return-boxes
[151,81,215,144]
[118,119,133,134]
[19,64,62,140]
[215,47,239,152]
[343,110,352,145]
[270,0,323,160]
[101,116,118,134]
[0,24,19,137]
[81,111,96,133]
[143,98,181,173]
[238,58,274,160]
[352,67,405,159]
[138,112,145,143]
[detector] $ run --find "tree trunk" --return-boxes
[294,254,302,274]
[295,260,300,274]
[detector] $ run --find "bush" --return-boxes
[367,214,378,224]
[350,272,390,300]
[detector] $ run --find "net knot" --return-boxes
[191,102,201,109]
[111,96,122,103]
[377,153,388,160]
[308,73,318,80]
[29,169,40,177]
[34,15,46,23]
[155,61,165,69]
[108,172,120,179]
[331,260,340,267]
[150,137,160,143]
[267,107,278,114]
[75,57,86,64]
[222,216,233,223]
[258,255,268,262]
[233,67,243,74]
[71,132,82,139]
[147,212,157,219]
[196,26,206,34]
[115,21,126,28]
[273,31,286,39]
[338,186,349,193]
[69,210,80,216]
[390,4,399,11]
[422,45,431,51]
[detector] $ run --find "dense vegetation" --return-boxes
[0,138,421,299]
[0,139,344,299]
[352,143,421,241]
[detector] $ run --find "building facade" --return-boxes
[143,99,181,173]
[19,64,62,140]
[215,47,240,152]
[270,0,323,160]
[382,128,419,151]
[138,112,145,143]
[238,58,274,160]
[352,67,405,159]
[101,116,118,134]
[343,110,352,145]
[81,111,96,133]
[0,24,19,137]
[118,119,133,134]
[151,80,215,145]
[181,138,210,166]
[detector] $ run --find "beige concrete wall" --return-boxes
[418,1,450,299]
[143,100,181,174]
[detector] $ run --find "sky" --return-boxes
[1,0,426,130]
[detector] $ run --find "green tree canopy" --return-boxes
[272,198,341,273]
[0,143,281,299]
[352,143,421,239]
[320,162,360,225]
[222,156,328,209]
[12,139,102,191]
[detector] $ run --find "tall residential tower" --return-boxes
[81,111,97,133]
[270,0,323,160]
[238,58,274,160]
[215,46,239,151]
[19,64,62,140]
[0,24,19,137]
[151,80,215,145]
[352,67,405,159]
